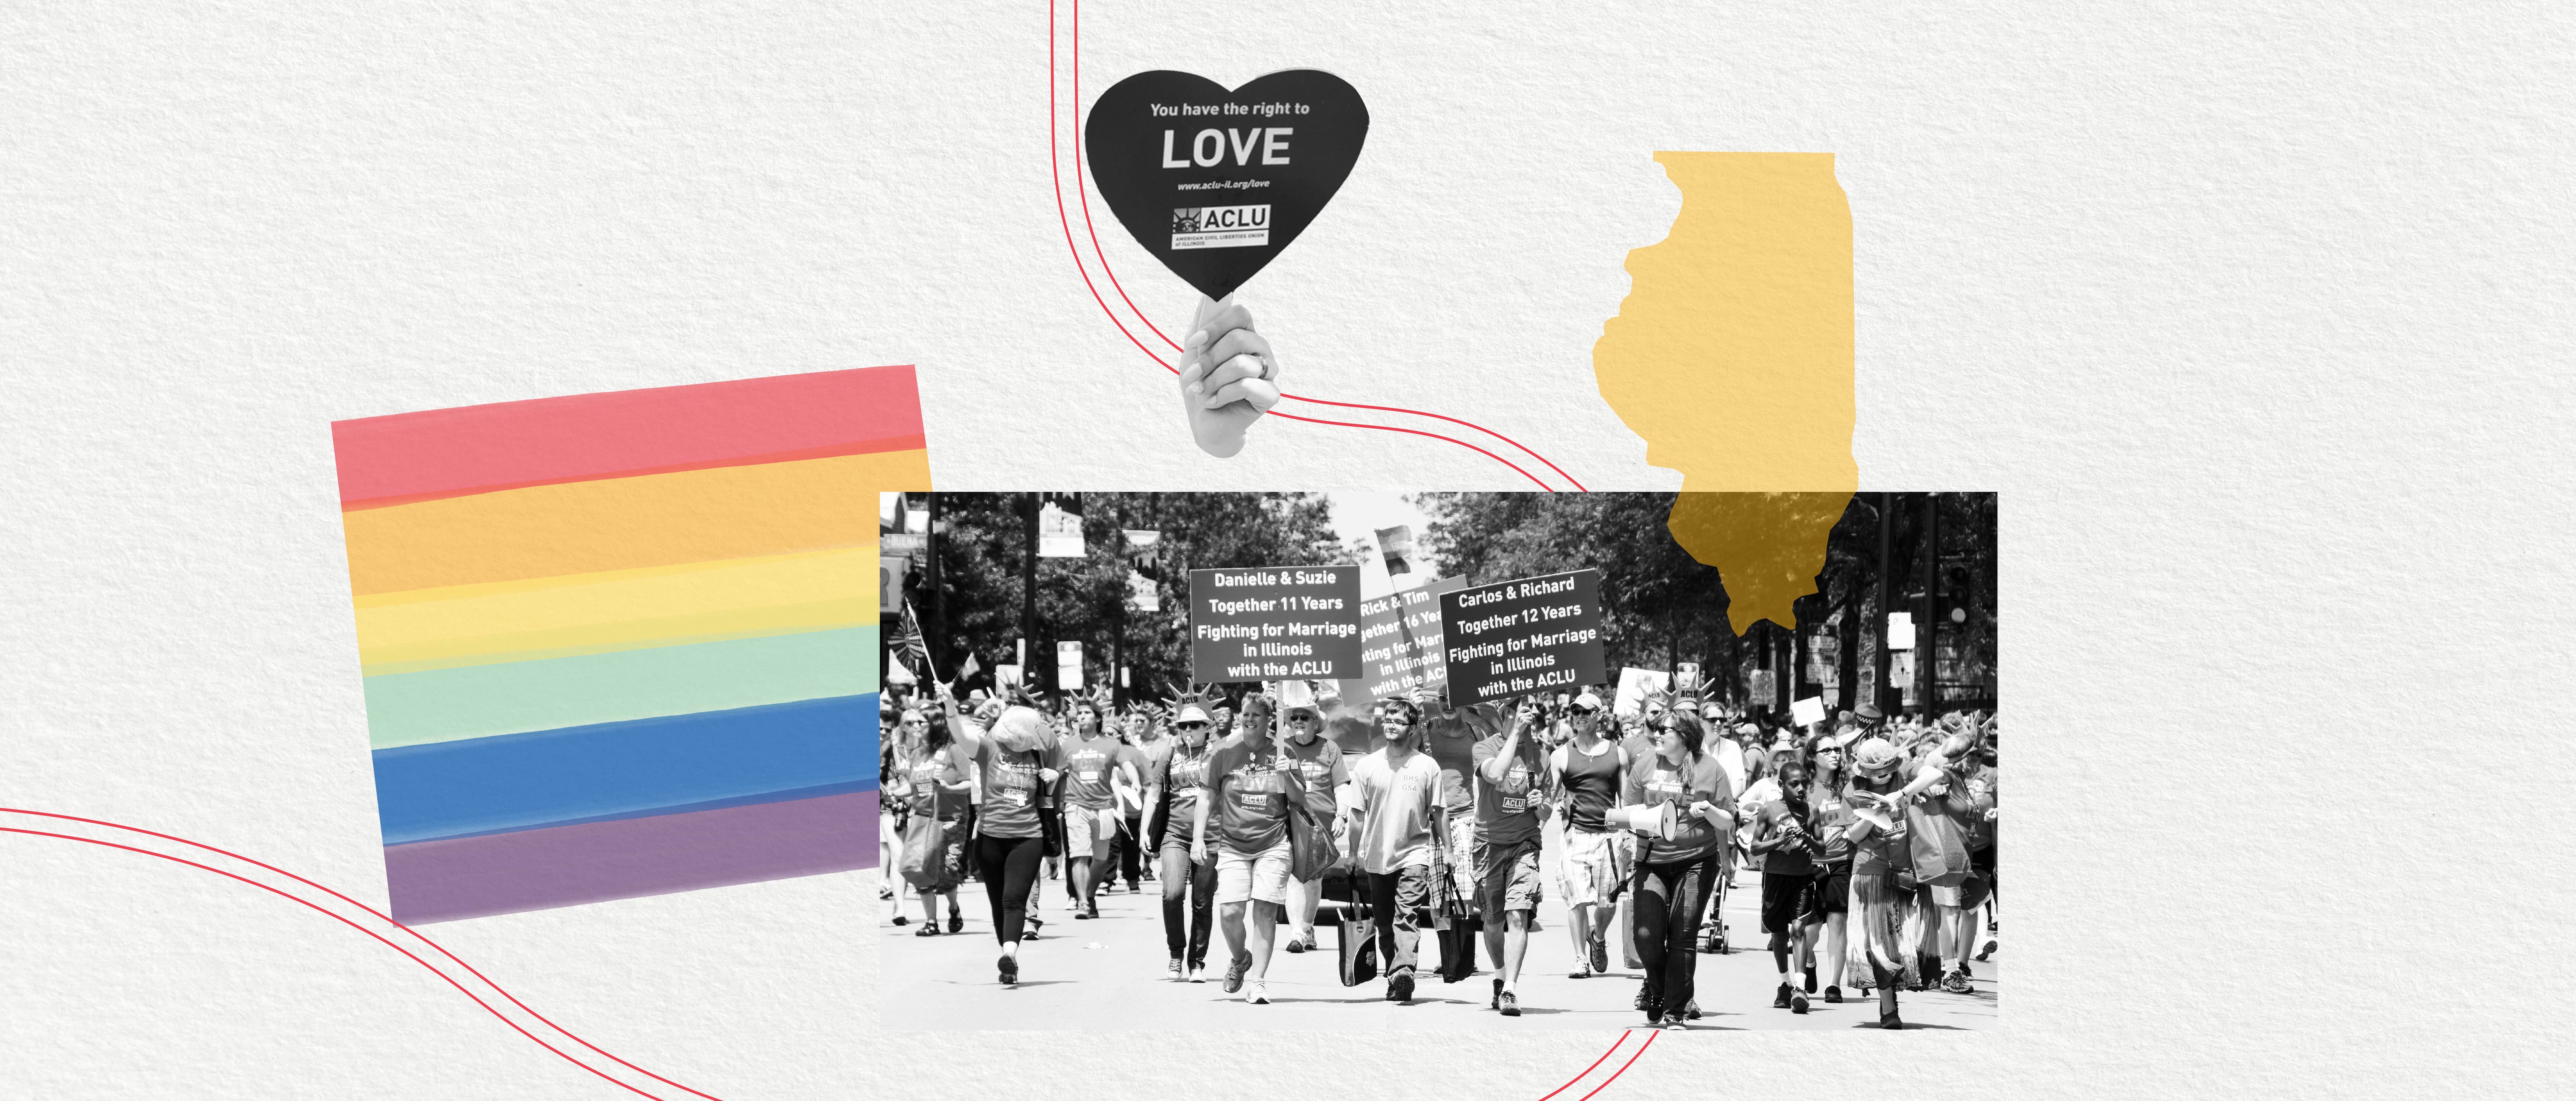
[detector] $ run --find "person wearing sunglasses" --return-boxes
[1152,702,1221,982]
[1549,691,1626,980]
[1194,696,1297,1005]
[1620,709,1736,1030]
[895,708,972,935]
[1472,694,1557,1017]
[1278,698,1350,956]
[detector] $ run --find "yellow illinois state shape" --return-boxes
[1595,153,1859,635]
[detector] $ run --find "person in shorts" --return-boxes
[1057,699,1136,920]
[1472,695,1554,1016]
[1748,754,1822,1014]
[1549,691,1625,978]
[1192,696,1294,1006]
[1802,726,1861,1003]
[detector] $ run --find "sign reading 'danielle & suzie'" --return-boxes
[1437,570,1608,704]
[1188,566,1363,683]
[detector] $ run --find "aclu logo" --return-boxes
[1171,205,1271,251]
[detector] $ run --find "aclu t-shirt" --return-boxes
[1201,742,1292,855]
[1471,732,1549,846]
[972,733,1060,839]
[1620,752,1732,864]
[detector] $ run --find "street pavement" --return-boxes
[877,822,2000,1032]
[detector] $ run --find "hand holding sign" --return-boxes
[1088,69,1365,458]
[1176,295,1282,457]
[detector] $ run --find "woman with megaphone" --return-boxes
[1617,707,1736,1030]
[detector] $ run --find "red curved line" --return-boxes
[1532,1031,1637,1101]
[1068,0,1182,354]
[1272,411,1552,490]
[1574,1029,1660,1101]
[1062,0,1586,491]
[1278,394,1590,491]
[1050,1,1571,491]
[1,808,720,1101]
[0,826,699,1101]
[1049,2,1185,380]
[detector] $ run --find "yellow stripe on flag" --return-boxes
[340,450,929,597]
[355,550,866,674]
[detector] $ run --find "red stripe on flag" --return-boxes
[331,366,924,507]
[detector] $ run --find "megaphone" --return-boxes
[1607,802,1679,840]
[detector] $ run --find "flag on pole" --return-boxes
[894,599,934,680]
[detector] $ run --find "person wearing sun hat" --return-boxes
[1840,734,1917,1028]
[1275,681,1350,957]
[1150,696,1222,982]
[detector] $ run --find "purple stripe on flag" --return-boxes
[385,792,877,925]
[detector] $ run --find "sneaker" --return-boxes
[1805,966,1818,994]
[1634,986,1648,1011]
[997,954,1018,985]
[1589,937,1609,974]
[1791,990,1810,1015]
[1976,938,1998,961]
[1684,999,1702,1020]
[1569,961,1590,980]
[1073,908,1093,920]
[1188,965,1208,984]
[1773,982,1793,1009]
[1168,958,1183,979]
[1824,985,1843,1004]
[1942,969,1973,995]
[1958,960,1974,978]
[1499,990,1521,1017]
[1247,981,1269,1005]
[1025,916,1044,938]
[1285,937,1308,955]
[1880,1009,1905,1030]
[1086,902,1101,920]
[1223,956,1249,993]
[948,913,964,934]
[1298,932,1320,953]
[1658,1013,1687,1030]
[1387,970,1416,1003]
[892,915,908,926]
[1490,977,1502,1010]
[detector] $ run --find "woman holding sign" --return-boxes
[1620,709,1736,1030]
[1192,696,1296,1006]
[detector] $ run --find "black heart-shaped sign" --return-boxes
[1085,69,1369,301]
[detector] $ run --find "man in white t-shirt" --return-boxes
[1346,697,1446,1005]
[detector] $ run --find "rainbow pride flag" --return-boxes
[330,366,929,924]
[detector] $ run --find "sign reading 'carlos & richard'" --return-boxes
[1437,570,1608,704]
[1188,566,1363,682]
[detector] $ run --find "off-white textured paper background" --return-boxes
[5,1,2571,1098]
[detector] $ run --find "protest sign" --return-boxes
[1058,641,1084,690]
[1188,566,1363,683]
[1085,69,1370,301]
[1437,570,1606,705]
[1791,696,1827,727]
[1613,668,1670,717]
[1340,575,1465,705]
